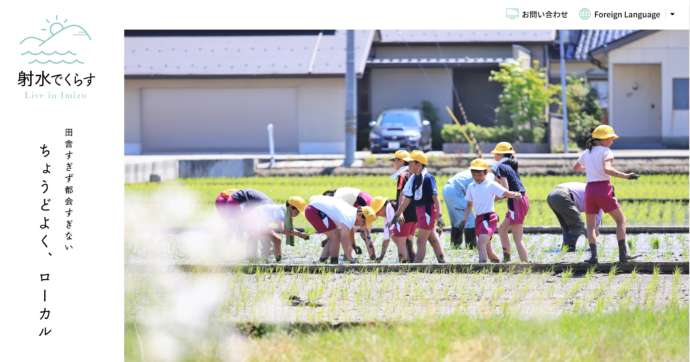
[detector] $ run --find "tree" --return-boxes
[564,75,603,147]
[489,60,559,143]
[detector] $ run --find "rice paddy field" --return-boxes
[124,174,689,362]
[126,174,690,229]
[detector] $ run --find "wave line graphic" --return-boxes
[28,59,84,64]
[22,50,77,56]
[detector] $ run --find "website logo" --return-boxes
[19,15,91,65]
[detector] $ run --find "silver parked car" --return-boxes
[368,109,432,153]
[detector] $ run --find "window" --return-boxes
[673,78,689,110]
[378,111,421,127]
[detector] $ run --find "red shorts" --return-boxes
[585,181,620,214]
[390,222,417,237]
[475,212,499,238]
[305,205,336,233]
[415,205,438,230]
[506,193,529,225]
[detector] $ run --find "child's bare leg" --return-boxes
[428,230,445,263]
[340,229,355,261]
[511,225,528,262]
[319,243,329,261]
[393,237,409,262]
[608,208,634,261]
[415,229,431,263]
[362,235,376,260]
[379,239,390,261]
[477,234,490,263]
[608,208,627,242]
[486,241,500,262]
[272,239,282,261]
[585,213,598,263]
[326,229,341,260]
[406,238,416,261]
[498,220,511,261]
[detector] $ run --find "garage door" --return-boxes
[141,87,298,153]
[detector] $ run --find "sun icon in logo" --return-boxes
[43,15,69,36]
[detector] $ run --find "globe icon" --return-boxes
[580,8,591,20]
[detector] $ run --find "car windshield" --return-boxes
[378,112,420,128]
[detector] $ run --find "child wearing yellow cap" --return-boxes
[462,159,523,263]
[491,142,530,262]
[369,196,411,263]
[573,125,640,264]
[304,195,376,264]
[249,196,310,262]
[390,149,417,261]
[319,187,376,260]
[393,150,446,263]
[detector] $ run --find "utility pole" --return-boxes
[344,30,357,166]
[559,30,569,153]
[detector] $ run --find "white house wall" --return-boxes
[124,78,345,154]
[608,30,689,146]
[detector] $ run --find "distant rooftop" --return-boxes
[378,30,556,43]
[551,30,640,61]
[574,30,639,61]
[125,30,374,77]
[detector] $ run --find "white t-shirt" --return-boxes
[334,187,361,206]
[256,204,286,224]
[382,202,396,240]
[309,196,357,229]
[402,169,437,201]
[466,179,508,215]
[577,146,614,182]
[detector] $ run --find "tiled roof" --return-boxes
[125,30,374,76]
[378,30,556,43]
[573,30,638,61]
[367,56,508,66]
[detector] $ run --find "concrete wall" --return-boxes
[520,44,548,68]
[124,78,345,154]
[369,68,453,124]
[124,82,142,154]
[549,61,606,80]
[453,67,502,126]
[608,30,689,147]
[124,158,255,183]
[141,87,299,152]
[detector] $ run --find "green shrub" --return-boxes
[441,122,533,143]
